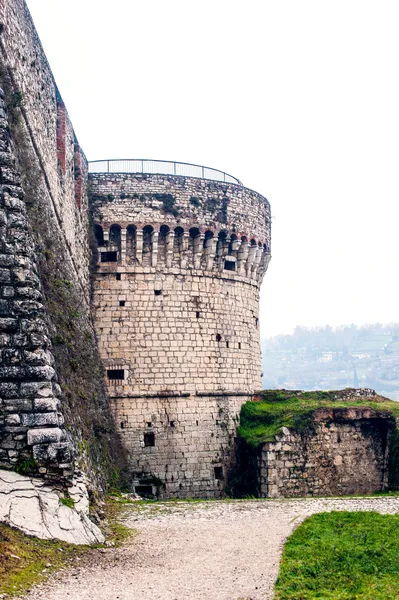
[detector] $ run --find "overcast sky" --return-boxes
[26,0,399,338]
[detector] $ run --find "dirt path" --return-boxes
[22,497,399,600]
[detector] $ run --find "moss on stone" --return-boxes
[238,389,399,447]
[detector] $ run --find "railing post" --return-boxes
[107,160,109,173]
[174,162,176,175]
[202,166,204,178]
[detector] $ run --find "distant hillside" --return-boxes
[261,324,399,400]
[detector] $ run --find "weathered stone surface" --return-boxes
[0,87,74,480]
[90,172,271,498]
[27,428,64,445]
[259,408,393,498]
[0,470,104,544]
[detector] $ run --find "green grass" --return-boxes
[238,389,398,446]
[0,523,90,597]
[275,511,399,599]
[0,499,133,596]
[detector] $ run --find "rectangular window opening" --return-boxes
[196,311,200,319]
[119,300,125,307]
[224,260,236,271]
[116,273,121,281]
[214,466,223,480]
[101,251,117,262]
[154,289,162,296]
[107,369,125,380]
[144,432,155,447]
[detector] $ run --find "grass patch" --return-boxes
[275,511,399,599]
[59,497,75,509]
[0,523,90,597]
[238,389,398,446]
[103,497,134,545]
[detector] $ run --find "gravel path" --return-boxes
[22,497,399,600]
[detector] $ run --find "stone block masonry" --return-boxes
[261,412,392,498]
[0,0,126,495]
[0,87,74,479]
[90,172,271,497]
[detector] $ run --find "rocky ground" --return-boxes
[21,496,399,600]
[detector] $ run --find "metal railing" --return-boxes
[88,159,242,185]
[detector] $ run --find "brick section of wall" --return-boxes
[0,88,74,480]
[260,407,393,498]
[90,173,271,497]
[56,97,66,174]
[74,143,82,210]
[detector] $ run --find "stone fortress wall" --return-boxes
[0,0,90,296]
[90,173,271,497]
[0,0,122,489]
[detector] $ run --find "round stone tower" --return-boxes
[89,160,271,498]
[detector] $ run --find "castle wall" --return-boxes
[260,412,392,498]
[90,173,271,246]
[0,89,74,480]
[0,0,90,296]
[90,173,271,497]
[0,0,125,491]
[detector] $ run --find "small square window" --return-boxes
[224,260,236,271]
[101,251,117,262]
[154,289,162,296]
[116,273,121,281]
[119,300,125,307]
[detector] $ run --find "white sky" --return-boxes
[26,0,399,338]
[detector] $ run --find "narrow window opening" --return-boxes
[116,273,121,281]
[119,300,125,307]
[214,466,223,480]
[170,421,175,428]
[196,311,200,319]
[196,420,199,426]
[144,432,155,447]
[120,422,125,429]
[226,341,229,348]
[255,318,259,327]
[147,422,152,428]
[154,289,162,296]
[101,251,117,262]
[238,342,242,349]
[107,369,124,380]
[216,334,221,342]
